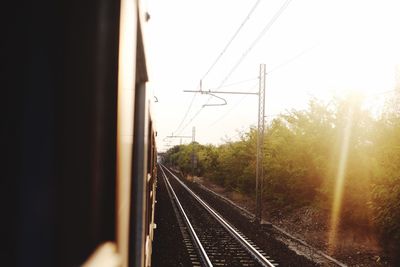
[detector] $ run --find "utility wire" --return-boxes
[211,0,292,95]
[173,92,197,134]
[206,77,258,91]
[173,0,263,135]
[177,106,205,136]
[268,44,317,74]
[210,44,315,127]
[201,0,262,80]
[174,77,258,134]
[209,83,259,127]
[177,0,293,134]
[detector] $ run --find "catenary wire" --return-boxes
[201,0,262,80]
[209,83,259,126]
[209,45,317,127]
[210,0,293,95]
[172,0,263,136]
[176,0,293,135]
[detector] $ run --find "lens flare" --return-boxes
[328,107,354,254]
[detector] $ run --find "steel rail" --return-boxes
[161,164,277,267]
[196,182,348,267]
[159,166,213,267]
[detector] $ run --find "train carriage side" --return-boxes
[4,0,157,266]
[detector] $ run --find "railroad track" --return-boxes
[159,164,278,267]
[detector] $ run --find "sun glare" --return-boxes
[327,105,354,253]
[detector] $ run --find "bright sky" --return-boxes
[144,0,400,152]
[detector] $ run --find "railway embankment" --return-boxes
[190,175,391,267]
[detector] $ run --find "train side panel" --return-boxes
[4,0,156,266]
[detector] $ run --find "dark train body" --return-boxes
[3,0,157,266]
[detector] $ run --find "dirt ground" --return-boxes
[190,175,392,267]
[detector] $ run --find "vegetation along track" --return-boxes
[160,164,277,267]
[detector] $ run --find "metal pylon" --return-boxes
[255,64,266,223]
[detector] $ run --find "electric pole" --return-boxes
[165,128,196,177]
[192,126,196,177]
[255,64,266,223]
[184,64,267,223]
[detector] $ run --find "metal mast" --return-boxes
[164,128,196,177]
[183,64,267,223]
[255,64,266,223]
[192,126,196,177]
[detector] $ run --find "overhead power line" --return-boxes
[209,82,259,126]
[177,106,205,136]
[201,0,262,80]
[177,0,293,135]
[209,45,316,127]
[173,0,263,135]
[211,45,316,126]
[173,92,198,134]
[212,0,292,94]
[173,77,258,135]
[206,77,259,91]
[268,44,317,74]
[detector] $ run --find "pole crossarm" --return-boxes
[184,89,258,95]
[165,135,192,139]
